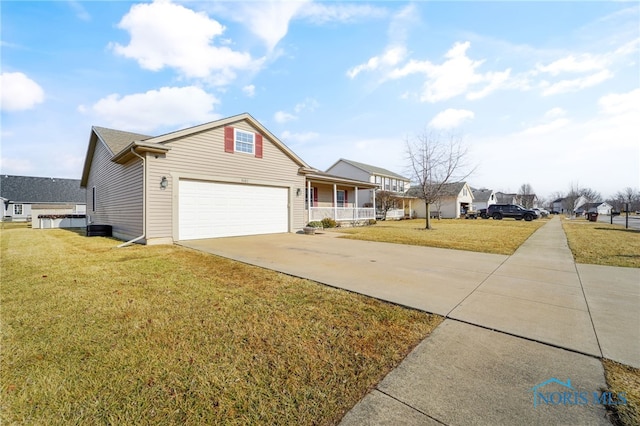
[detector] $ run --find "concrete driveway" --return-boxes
[180,219,639,424]
[180,232,508,317]
[180,219,639,366]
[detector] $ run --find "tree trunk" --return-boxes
[425,202,432,229]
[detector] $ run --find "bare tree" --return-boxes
[563,183,582,216]
[517,183,535,208]
[612,187,640,212]
[376,190,400,220]
[406,131,475,229]
[564,183,601,216]
[580,187,602,203]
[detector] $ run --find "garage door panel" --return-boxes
[179,180,288,240]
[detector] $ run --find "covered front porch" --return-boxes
[301,169,378,224]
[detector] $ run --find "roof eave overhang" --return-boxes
[112,142,171,164]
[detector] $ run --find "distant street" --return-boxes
[598,214,640,230]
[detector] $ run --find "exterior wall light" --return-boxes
[160,176,169,190]
[296,188,301,196]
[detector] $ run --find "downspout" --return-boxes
[117,147,146,248]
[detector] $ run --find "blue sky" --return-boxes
[1,1,638,200]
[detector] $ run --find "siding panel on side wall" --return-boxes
[86,140,143,240]
[326,162,371,182]
[146,119,305,241]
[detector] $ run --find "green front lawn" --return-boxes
[1,228,442,425]
[336,218,546,255]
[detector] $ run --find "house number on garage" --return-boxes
[241,178,249,183]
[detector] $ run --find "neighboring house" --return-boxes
[516,193,538,209]
[406,182,474,219]
[576,202,613,215]
[325,159,410,219]
[471,188,496,210]
[495,192,517,204]
[0,175,86,227]
[552,198,564,213]
[80,113,376,244]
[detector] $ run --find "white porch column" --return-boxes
[333,183,337,220]
[307,180,311,222]
[355,186,359,220]
[372,189,376,219]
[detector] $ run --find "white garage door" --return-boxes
[179,180,288,240]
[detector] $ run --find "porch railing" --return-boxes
[309,207,375,222]
[384,209,405,219]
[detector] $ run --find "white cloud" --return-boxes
[381,41,510,103]
[298,3,387,24]
[242,85,256,97]
[274,98,318,124]
[541,69,613,96]
[413,42,489,102]
[598,88,640,116]
[0,157,34,174]
[429,109,475,130]
[238,1,308,51]
[110,1,258,83]
[208,1,386,53]
[0,72,45,111]
[518,118,570,136]
[545,107,567,119]
[347,46,407,79]
[274,111,297,124]
[81,86,220,133]
[536,54,606,75]
[294,97,319,113]
[68,0,91,21]
[280,130,319,144]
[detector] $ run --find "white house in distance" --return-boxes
[406,182,474,219]
[471,188,496,210]
[326,159,411,219]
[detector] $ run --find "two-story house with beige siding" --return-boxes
[325,159,411,219]
[80,113,376,244]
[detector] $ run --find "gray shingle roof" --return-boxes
[405,182,467,197]
[93,126,153,154]
[471,188,493,203]
[333,159,409,180]
[1,175,85,203]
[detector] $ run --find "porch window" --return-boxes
[337,190,346,207]
[13,204,23,215]
[399,181,405,192]
[375,175,382,185]
[392,179,397,192]
[384,178,390,191]
[235,129,254,154]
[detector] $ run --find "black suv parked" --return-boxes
[486,204,538,221]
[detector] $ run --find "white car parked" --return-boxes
[533,208,549,218]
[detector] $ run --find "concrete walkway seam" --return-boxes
[375,389,448,425]
[574,263,605,360]
[444,254,511,317]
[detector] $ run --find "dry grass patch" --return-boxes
[603,360,640,426]
[1,228,442,425]
[336,218,545,255]
[562,219,640,268]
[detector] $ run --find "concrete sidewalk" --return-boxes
[180,217,639,424]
